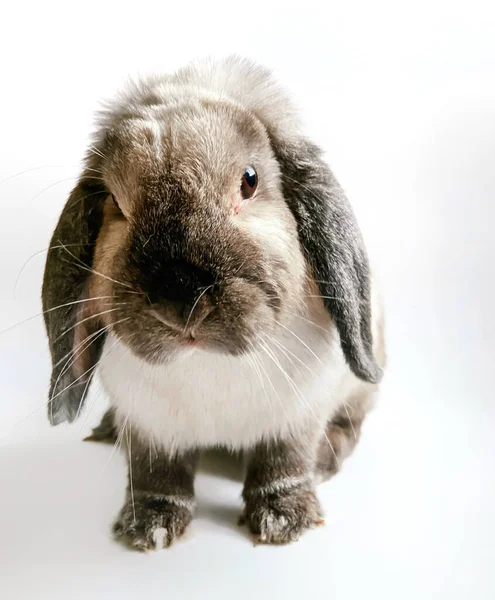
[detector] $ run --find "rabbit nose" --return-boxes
[150,292,216,334]
[142,257,217,321]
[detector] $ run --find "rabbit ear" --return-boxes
[42,176,108,424]
[272,136,383,384]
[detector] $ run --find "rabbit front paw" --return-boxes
[241,486,324,544]
[113,492,195,551]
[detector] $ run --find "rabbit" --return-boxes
[42,56,386,551]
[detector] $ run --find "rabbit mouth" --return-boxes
[150,311,207,349]
[108,292,275,364]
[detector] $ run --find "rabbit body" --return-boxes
[42,57,385,549]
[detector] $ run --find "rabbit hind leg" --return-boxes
[83,408,117,444]
[315,387,375,483]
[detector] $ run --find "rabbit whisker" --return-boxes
[127,423,137,524]
[258,338,339,465]
[53,322,110,370]
[50,327,112,424]
[102,413,130,474]
[247,339,291,422]
[30,176,81,204]
[49,319,130,408]
[0,295,115,338]
[285,311,330,335]
[342,403,357,441]
[83,166,105,176]
[10,333,112,435]
[77,379,103,430]
[87,145,108,160]
[245,351,266,393]
[75,370,95,421]
[78,175,107,183]
[13,243,97,298]
[44,296,115,313]
[49,364,96,421]
[101,358,146,477]
[184,284,214,331]
[274,319,323,365]
[257,339,311,424]
[245,348,281,418]
[66,189,107,208]
[258,338,303,398]
[266,334,318,378]
[148,370,158,473]
[0,164,85,187]
[53,307,122,342]
[58,241,141,293]
[50,315,130,425]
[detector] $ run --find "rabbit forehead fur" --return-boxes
[98,56,300,140]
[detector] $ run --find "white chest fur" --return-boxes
[98,318,357,452]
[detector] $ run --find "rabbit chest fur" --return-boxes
[98,314,358,451]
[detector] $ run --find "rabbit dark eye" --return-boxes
[241,166,258,199]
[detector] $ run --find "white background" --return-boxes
[0,1,494,598]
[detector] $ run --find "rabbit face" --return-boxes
[89,102,306,362]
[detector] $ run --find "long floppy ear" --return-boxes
[42,175,108,424]
[271,136,383,384]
